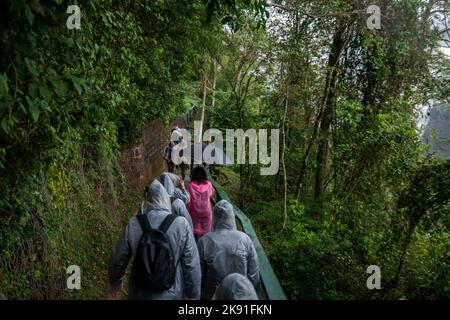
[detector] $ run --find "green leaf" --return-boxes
[51,79,68,98]
[0,73,9,98]
[69,76,83,95]
[25,58,38,77]
[1,117,9,133]
[28,83,38,99]
[0,102,7,115]
[18,102,26,114]
[39,99,49,111]
[26,97,40,122]
[64,37,75,47]
[39,85,53,102]
[0,149,5,170]
[25,5,34,26]
[30,103,40,122]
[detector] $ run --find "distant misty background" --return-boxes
[422,103,450,159]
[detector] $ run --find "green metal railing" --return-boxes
[209,176,287,300]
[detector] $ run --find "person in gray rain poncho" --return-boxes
[158,172,193,232]
[108,179,200,300]
[197,200,260,300]
[159,172,190,204]
[212,273,259,300]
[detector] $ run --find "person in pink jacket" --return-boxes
[187,166,215,241]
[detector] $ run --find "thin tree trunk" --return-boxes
[212,60,216,108]
[295,107,323,199]
[391,220,417,288]
[314,24,346,199]
[295,25,349,200]
[198,72,207,143]
[282,84,289,229]
[210,60,216,128]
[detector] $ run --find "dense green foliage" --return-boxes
[208,0,449,299]
[0,0,249,299]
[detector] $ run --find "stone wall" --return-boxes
[118,117,185,193]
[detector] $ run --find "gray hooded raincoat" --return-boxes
[158,172,193,231]
[197,200,260,300]
[213,273,259,300]
[159,172,190,204]
[109,179,201,300]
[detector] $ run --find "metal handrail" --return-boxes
[209,176,287,300]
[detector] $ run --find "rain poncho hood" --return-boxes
[214,199,237,231]
[213,273,259,300]
[167,172,181,187]
[159,173,175,197]
[145,179,171,211]
[158,172,193,232]
[197,200,259,300]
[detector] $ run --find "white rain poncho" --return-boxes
[172,198,194,233]
[158,172,193,231]
[109,179,201,299]
[212,273,259,300]
[146,178,172,210]
[159,172,190,204]
[197,200,260,300]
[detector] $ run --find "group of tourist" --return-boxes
[108,166,260,300]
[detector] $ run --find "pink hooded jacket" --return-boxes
[187,180,215,236]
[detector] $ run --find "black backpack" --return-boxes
[132,213,178,291]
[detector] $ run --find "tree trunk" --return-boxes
[212,60,216,109]
[282,84,289,229]
[295,107,322,199]
[314,24,346,199]
[198,72,207,143]
[210,60,216,128]
[391,219,417,289]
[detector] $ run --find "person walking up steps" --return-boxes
[108,179,200,300]
[186,166,215,242]
[164,126,182,173]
